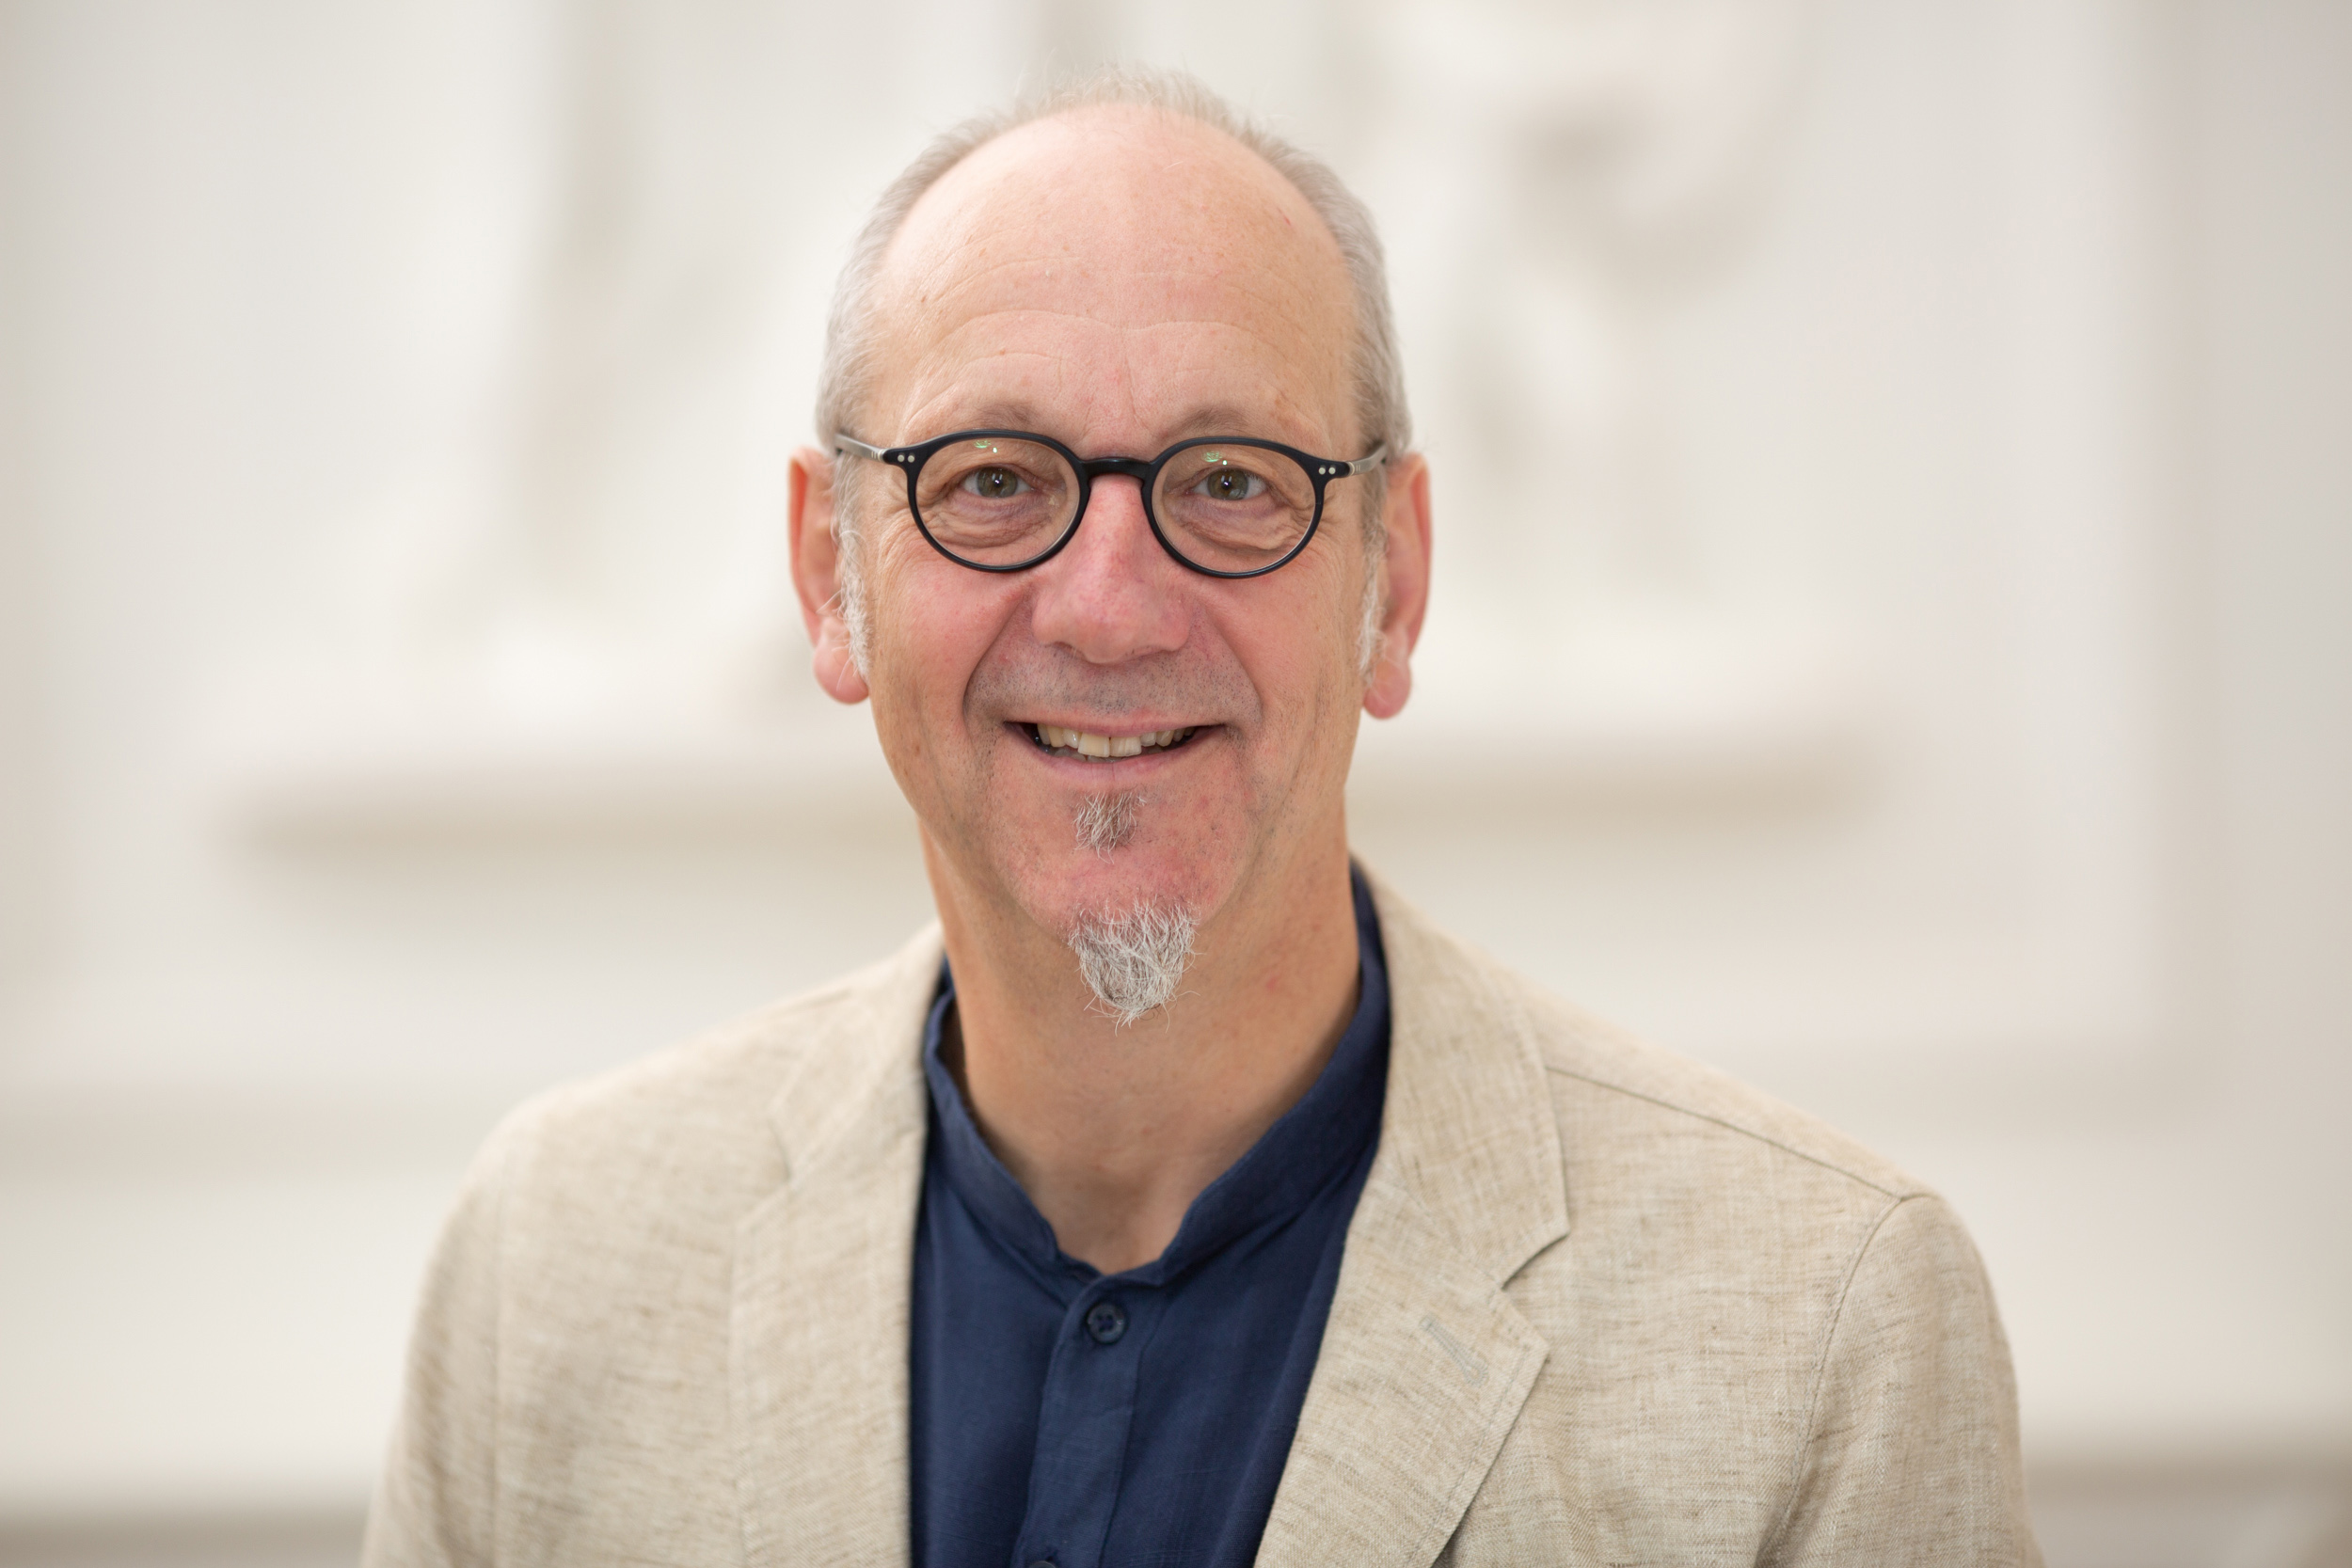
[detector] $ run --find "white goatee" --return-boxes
[1067,900,1197,1026]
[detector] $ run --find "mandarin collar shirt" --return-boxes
[909,869,1391,1568]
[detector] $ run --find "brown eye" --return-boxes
[1192,467,1268,503]
[961,466,1028,500]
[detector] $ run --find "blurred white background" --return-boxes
[1,0,2346,1563]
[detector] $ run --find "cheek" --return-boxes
[868,545,1022,718]
[1208,598,1362,782]
[1243,558,1364,701]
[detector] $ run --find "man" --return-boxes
[367,71,2041,1567]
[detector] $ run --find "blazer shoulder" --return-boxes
[1504,969,1927,1203]
[1364,866,1926,1210]
[479,925,944,1212]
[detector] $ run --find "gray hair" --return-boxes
[1068,898,1199,1025]
[1075,790,1142,855]
[815,67,1411,674]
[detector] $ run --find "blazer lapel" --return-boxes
[723,879,1568,1568]
[730,933,942,1568]
[1257,876,1572,1568]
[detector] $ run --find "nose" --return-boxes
[1026,474,1193,663]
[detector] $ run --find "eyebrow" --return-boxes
[915,401,1296,453]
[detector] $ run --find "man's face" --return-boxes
[818,107,1405,947]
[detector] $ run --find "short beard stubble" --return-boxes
[1075,790,1140,855]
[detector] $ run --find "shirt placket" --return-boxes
[1010,1276,1161,1568]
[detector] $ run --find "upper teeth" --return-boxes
[1038,724,1192,759]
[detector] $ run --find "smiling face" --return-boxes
[804,104,1418,960]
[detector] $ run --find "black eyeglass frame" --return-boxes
[834,427,1389,579]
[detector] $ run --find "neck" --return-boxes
[925,832,1362,1275]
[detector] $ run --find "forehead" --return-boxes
[867,105,1357,445]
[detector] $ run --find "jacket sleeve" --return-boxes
[1765,1193,2043,1566]
[361,1119,522,1568]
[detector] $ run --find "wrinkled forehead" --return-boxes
[866,105,1357,441]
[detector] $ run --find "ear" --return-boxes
[1362,453,1432,721]
[788,445,870,705]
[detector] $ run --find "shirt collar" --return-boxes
[920,866,1391,1289]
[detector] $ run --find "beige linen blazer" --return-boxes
[366,876,2041,1566]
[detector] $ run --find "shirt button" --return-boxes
[1084,1299,1129,1344]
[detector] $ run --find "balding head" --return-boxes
[819,70,1406,454]
[866,103,1357,483]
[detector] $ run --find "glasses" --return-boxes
[834,428,1388,578]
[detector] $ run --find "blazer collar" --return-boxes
[728,872,1571,1568]
[1359,869,1570,1283]
[731,924,942,1568]
[1256,871,1570,1568]
[748,873,1569,1278]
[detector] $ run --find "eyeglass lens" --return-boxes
[913,436,1319,574]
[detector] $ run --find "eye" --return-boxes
[1191,466,1268,502]
[961,466,1029,500]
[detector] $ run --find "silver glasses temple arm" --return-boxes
[834,433,888,462]
[1338,444,1388,476]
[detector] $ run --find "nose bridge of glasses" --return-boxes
[1077,455,1155,486]
[1067,456,1159,564]
[1071,456,1158,538]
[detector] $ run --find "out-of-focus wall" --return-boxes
[0,0,2345,1556]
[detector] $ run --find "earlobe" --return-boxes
[1361,455,1432,722]
[788,445,870,706]
[1363,631,1413,720]
[810,616,869,705]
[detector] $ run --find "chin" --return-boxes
[1003,828,1236,938]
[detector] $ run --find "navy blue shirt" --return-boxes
[909,870,1391,1568]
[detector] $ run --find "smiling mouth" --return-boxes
[1025,722,1203,761]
